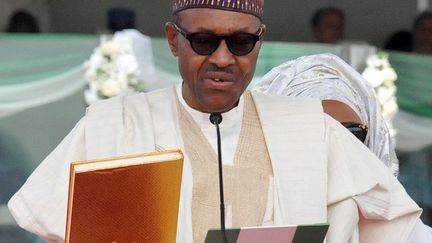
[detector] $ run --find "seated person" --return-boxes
[413,11,432,55]
[107,7,135,33]
[254,53,400,176]
[6,10,40,33]
[310,7,345,44]
[384,30,413,52]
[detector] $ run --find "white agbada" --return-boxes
[9,85,422,243]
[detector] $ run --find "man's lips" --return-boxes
[208,77,232,82]
[201,70,237,89]
[204,71,234,82]
[203,77,235,89]
[205,71,234,80]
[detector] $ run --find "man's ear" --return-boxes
[260,24,267,40]
[165,22,179,57]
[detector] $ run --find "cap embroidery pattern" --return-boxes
[172,0,264,20]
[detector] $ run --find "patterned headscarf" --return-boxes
[254,53,399,176]
[172,0,264,20]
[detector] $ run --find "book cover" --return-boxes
[65,149,184,243]
[204,223,329,243]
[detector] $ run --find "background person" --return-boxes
[413,11,432,55]
[383,29,413,52]
[310,6,345,44]
[107,7,135,33]
[6,10,40,33]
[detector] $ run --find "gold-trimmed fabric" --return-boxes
[172,0,264,20]
[176,91,273,243]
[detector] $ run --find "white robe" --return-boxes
[8,86,423,243]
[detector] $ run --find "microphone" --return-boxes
[209,112,223,125]
[209,112,228,243]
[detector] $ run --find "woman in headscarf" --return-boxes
[254,53,399,176]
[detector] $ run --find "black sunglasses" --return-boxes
[342,122,368,143]
[171,23,264,56]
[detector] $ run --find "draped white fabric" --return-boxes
[394,110,432,152]
[0,66,85,118]
[1,33,432,152]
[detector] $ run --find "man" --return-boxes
[8,1,427,242]
[310,7,345,44]
[413,11,432,55]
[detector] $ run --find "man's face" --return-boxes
[315,13,344,44]
[166,8,263,113]
[415,18,432,54]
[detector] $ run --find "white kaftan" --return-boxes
[9,86,422,242]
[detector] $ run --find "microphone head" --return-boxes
[209,113,223,125]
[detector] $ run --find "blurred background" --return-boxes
[1,0,432,242]
[0,0,424,44]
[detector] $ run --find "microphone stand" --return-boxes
[209,113,228,243]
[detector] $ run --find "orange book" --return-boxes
[65,149,184,243]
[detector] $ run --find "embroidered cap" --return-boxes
[172,0,264,20]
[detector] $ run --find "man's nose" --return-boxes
[208,40,235,67]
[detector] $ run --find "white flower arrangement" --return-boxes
[362,51,399,122]
[84,35,146,105]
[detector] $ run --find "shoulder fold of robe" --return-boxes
[251,91,328,225]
